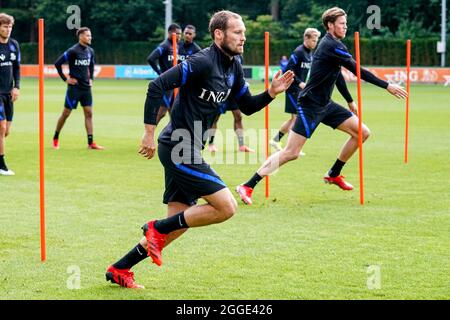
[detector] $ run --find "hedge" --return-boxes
[19,38,450,66]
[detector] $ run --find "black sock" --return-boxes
[0,155,7,170]
[154,212,189,234]
[88,134,93,145]
[112,243,148,270]
[53,131,59,140]
[328,159,346,177]
[244,172,263,189]
[237,135,244,147]
[273,131,284,142]
[209,135,215,145]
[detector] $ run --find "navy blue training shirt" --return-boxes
[147,39,175,75]
[0,38,20,94]
[144,44,274,156]
[299,32,388,107]
[178,41,202,62]
[54,43,95,89]
[286,44,311,95]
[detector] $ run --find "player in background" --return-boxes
[236,7,407,205]
[0,13,20,175]
[53,27,103,150]
[147,24,182,124]
[269,28,321,155]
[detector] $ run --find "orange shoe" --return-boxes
[323,175,354,191]
[88,142,104,150]
[235,184,253,205]
[105,265,144,289]
[239,145,255,153]
[142,220,167,267]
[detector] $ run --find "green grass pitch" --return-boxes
[1,78,449,299]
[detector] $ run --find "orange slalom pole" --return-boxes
[354,32,364,205]
[264,31,270,198]
[38,19,46,261]
[172,32,178,98]
[404,39,411,163]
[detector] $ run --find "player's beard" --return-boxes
[220,36,242,57]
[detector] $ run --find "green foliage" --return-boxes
[243,15,284,40]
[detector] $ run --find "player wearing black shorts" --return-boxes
[269,28,321,154]
[105,10,294,288]
[53,27,103,150]
[0,13,20,176]
[207,55,255,153]
[147,24,182,123]
[237,7,407,205]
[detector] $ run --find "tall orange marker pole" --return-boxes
[354,32,364,205]
[404,39,411,163]
[264,32,270,198]
[172,33,178,98]
[38,19,46,261]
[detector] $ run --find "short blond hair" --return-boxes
[322,7,346,30]
[304,28,321,39]
[0,13,14,26]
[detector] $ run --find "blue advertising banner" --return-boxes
[115,65,159,79]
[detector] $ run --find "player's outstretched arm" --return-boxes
[268,70,295,98]
[237,70,294,115]
[386,83,408,99]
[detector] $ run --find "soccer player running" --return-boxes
[106,10,294,289]
[53,27,103,150]
[147,24,182,123]
[236,7,407,205]
[0,13,20,176]
[269,28,321,155]
[178,24,202,62]
[207,54,255,153]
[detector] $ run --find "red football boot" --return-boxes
[88,142,104,150]
[323,175,354,191]
[235,184,254,205]
[142,220,167,267]
[52,139,60,150]
[105,265,144,289]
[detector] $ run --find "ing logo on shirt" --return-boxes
[75,59,91,66]
[198,88,231,104]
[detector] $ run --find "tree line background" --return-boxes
[1,0,448,65]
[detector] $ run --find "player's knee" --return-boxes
[284,149,300,161]
[217,199,237,222]
[362,127,371,141]
[84,110,93,119]
[0,123,6,136]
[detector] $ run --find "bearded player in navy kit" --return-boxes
[147,23,182,123]
[105,10,294,289]
[52,27,103,150]
[0,13,20,176]
[237,7,407,205]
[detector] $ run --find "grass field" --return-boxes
[1,78,449,300]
